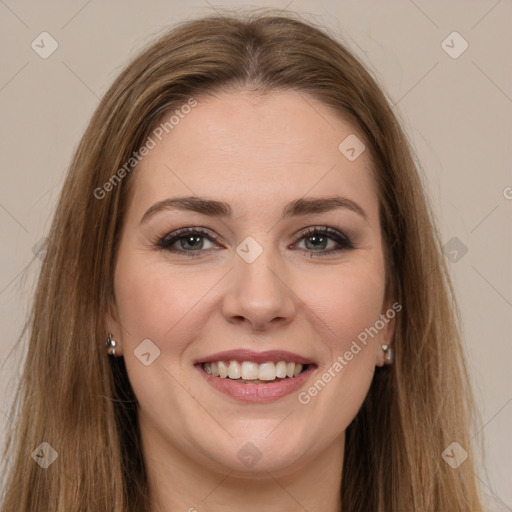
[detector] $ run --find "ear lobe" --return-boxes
[375,304,397,367]
[104,299,123,356]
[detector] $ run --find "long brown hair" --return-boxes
[1,9,483,511]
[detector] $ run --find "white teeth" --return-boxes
[228,361,241,379]
[275,361,287,378]
[202,360,308,381]
[258,362,276,381]
[218,361,228,378]
[241,361,259,379]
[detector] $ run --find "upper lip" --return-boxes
[194,349,315,366]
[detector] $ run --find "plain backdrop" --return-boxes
[0,0,510,509]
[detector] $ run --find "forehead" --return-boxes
[127,89,379,224]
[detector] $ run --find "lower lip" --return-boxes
[196,364,316,403]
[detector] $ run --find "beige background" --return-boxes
[0,0,510,509]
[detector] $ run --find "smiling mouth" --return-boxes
[199,360,310,384]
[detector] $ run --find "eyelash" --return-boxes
[155,226,354,258]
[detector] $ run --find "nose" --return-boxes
[221,243,296,331]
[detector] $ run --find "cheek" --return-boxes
[296,258,386,351]
[290,258,385,419]
[112,255,211,419]
[114,256,209,343]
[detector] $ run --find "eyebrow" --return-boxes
[140,195,368,224]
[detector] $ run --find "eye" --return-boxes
[157,227,220,257]
[292,226,354,257]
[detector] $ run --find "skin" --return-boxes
[107,89,395,512]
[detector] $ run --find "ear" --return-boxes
[375,301,399,367]
[105,298,124,356]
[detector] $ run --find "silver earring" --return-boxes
[106,333,117,356]
[381,344,393,365]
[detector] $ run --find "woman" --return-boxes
[1,9,484,512]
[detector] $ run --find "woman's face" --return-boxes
[108,89,395,476]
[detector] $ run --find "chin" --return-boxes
[205,431,312,476]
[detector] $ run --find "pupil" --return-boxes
[306,235,326,250]
[183,235,202,250]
